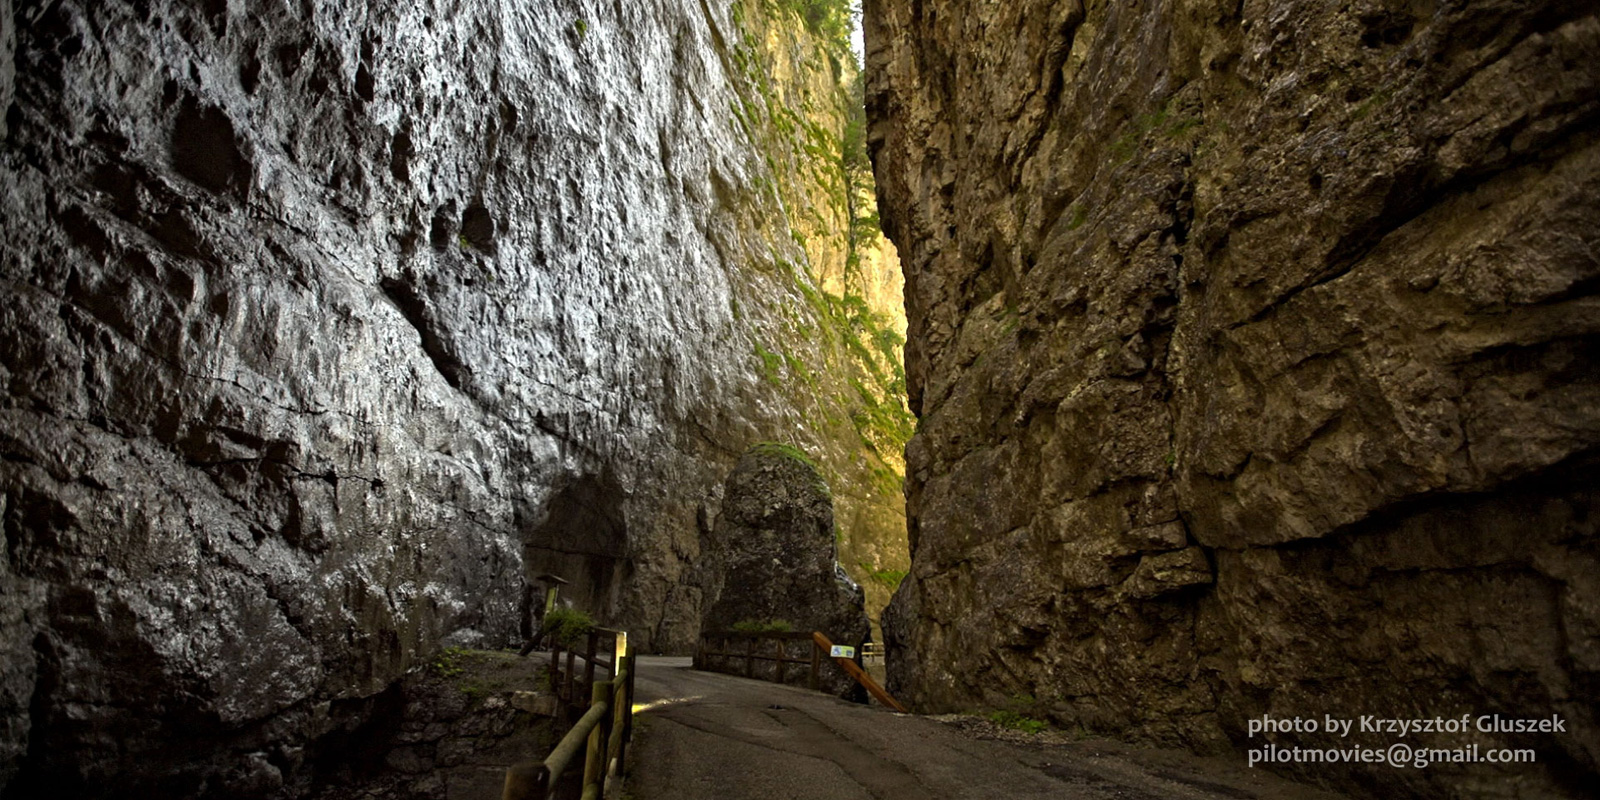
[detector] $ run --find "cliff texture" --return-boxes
[699,443,871,696]
[866,0,1599,796]
[0,0,903,794]
[718,0,913,634]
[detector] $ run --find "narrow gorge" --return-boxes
[2,0,1596,798]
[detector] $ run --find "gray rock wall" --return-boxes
[699,444,871,697]
[0,0,897,794]
[865,0,1599,796]
[701,444,870,641]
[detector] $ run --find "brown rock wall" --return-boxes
[866,0,1599,795]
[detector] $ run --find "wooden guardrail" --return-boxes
[862,642,886,664]
[696,630,826,688]
[695,629,907,713]
[549,627,628,719]
[504,629,635,800]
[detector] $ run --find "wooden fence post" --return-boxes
[549,643,561,693]
[809,639,821,690]
[501,761,548,800]
[565,646,577,711]
[622,653,636,775]
[607,654,631,779]
[582,679,612,800]
[583,630,598,692]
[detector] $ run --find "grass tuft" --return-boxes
[987,709,1050,734]
[731,619,794,633]
[543,607,595,647]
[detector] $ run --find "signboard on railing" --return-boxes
[830,645,855,658]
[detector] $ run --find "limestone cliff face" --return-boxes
[0,0,901,794]
[722,1,912,632]
[867,0,1599,796]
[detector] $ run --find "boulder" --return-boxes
[701,444,871,697]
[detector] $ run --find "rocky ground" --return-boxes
[306,649,557,800]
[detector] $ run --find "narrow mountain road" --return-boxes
[624,657,1347,800]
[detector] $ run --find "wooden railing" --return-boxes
[504,629,635,800]
[549,627,627,718]
[862,642,886,664]
[695,629,908,713]
[695,630,826,688]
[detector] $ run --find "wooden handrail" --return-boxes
[693,629,909,712]
[549,626,628,718]
[697,629,826,687]
[812,631,908,713]
[506,631,635,800]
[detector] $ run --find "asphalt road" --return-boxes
[624,657,1349,800]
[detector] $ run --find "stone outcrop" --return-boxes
[866,0,1599,797]
[0,0,906,795]
[307,649,559,800]
[700,444,871,671]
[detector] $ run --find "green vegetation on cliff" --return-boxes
[752,441,821,470]
[541,607,595,647]
[770,0,853,52]
[724,0,909,628]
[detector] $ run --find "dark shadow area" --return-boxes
[521,472,631,621]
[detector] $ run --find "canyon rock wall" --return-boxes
[716,1,913,636]
[0,0,904,795]
[866,0,1599,796]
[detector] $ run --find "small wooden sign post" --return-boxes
[811,631,909,713]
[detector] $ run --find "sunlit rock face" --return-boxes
[0,0,902,795]
[866,0,1599,796]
